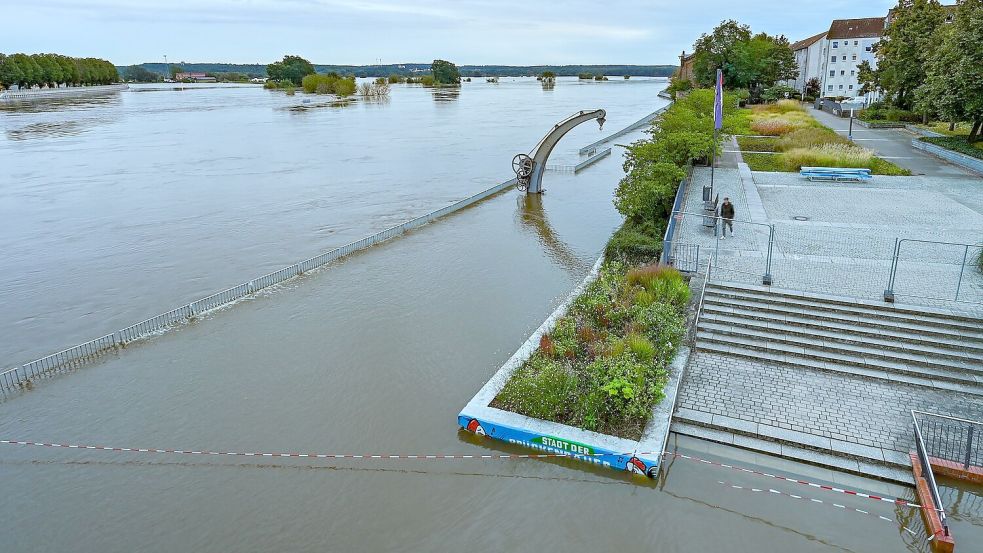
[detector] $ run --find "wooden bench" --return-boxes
[800,167,873,182]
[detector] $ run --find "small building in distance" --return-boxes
[677,50,696,83]
[820,17,884,99]
[787,31,826,96]
[174,72,217,83]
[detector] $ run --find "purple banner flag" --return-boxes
[714,68,723,131]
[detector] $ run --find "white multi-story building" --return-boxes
[819,17,884,101]
[788,31,826,95]
[788,17,885,102]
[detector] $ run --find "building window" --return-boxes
[831,56,836,62]
[852,54,857,60]
[849,85,853,90]
[854,40,858,46]
[839,85,844,90]
[840,70,845,76]
[851,70,855,76]
[828,85,833,91]
[832,41,838,48]
[829,70,835,77]
[865,46,872,52]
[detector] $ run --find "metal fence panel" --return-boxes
[1,177,518,396]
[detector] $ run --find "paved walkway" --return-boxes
[677,352,983,461]
[671,130,983,479]
[673,163,983,309]
[809,107,973,178]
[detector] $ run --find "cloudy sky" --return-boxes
[5,0,898,66]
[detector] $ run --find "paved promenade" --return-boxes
[672,157,983,308]
[809,107,973,178]
[671,124,983,480]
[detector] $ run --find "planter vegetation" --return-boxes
[736,101,910,175]
[918,137,983,160]
[491,263,688,440]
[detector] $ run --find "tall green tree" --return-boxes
[691,21,795,89]
[266,55,315,86]
[874,0,947,109]
[430,59,461,85]
[921,0,983,141]
[692,20,752,87]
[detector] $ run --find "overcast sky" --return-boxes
[5,0,898,66]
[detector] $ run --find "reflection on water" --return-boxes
[431,87,460,102]
[516,193,589,274]
[2,79,667,364]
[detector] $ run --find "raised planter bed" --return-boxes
[457,257,690,477]
[912,138,983,175]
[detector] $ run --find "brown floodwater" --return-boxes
[0,80,969,552]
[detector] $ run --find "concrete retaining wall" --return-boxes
[458,256,688,477]
[912,138,983,176]
[855,119,907,129]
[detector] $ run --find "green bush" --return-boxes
[776,127,848,151]
[605,219,664,262]
[301,73,356,96]
[496,354,578,420]
[492,262,686,439]
[920,137,983,160]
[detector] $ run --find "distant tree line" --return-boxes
[0,53,119,89]
[124,62,678,79]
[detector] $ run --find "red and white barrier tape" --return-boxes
[1,440,928,512]
[665,452,928,511]
[0,439,653,460]
[716,480,929,540]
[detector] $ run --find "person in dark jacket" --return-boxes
[720,197,735,238]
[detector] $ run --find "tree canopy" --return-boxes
[0,53,117,89]
[430,59,461,85]
[690,20,796,89]
[123,65,160,82]
[266,55,315,86]
[873,0,948,110]
[914,0,983,141]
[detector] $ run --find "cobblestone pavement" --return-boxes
[673,164,983,310]
[678,351,983,456]
[671,136,983,468]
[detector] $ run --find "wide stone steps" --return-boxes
[707,282,983,323]
[697,323,983,373]
[700,310,983,355]
[695,283,983,393]
[670,418,914,484]
[701,295,983,338]
[696,341,982,395]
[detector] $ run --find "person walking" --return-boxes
[720,197,735,239]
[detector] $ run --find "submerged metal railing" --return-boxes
[912,411,954,537]
[913,410,982,471]
[885,238,983,304]
[0,177,519,398]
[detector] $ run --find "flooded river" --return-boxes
[0,79,963,552]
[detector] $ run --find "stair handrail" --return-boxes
[690,254,714,348]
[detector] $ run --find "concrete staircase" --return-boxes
[673,283,983,483]
[695,283,983,395]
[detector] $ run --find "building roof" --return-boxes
[827,17,886,39]
[790,31,826,51]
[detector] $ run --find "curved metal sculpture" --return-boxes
[513,109,606,194]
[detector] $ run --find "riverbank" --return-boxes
[0,84,128,101]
